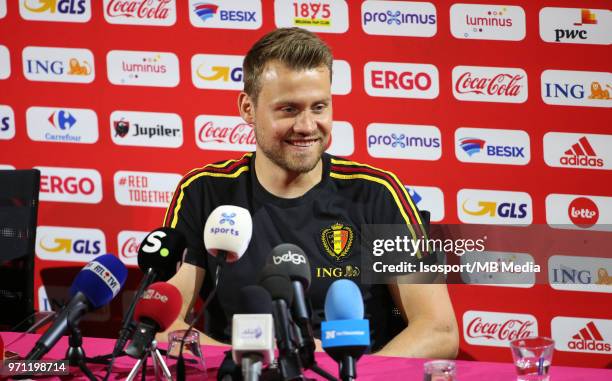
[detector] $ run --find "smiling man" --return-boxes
[161,27,458,358]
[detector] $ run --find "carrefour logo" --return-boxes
[20,0,91,22]
[36,226,106,262]
[366,123,441,161]
[455,127,530,165]
[361,1,436,37]
[189,0,262,29]
[26,106,99,144]
[458,189,533,226]
[191,54,244,90]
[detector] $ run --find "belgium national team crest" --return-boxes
[321,223,354,261]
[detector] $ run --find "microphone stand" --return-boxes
[66,303,98,381]
[125,339,172,381]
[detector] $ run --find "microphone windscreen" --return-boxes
[324,279,364,321]
[267,243,311,289]
[138,227,186,281]
[70,254,128,309]
[133,282,182,331]
[203,205,252,263]
[257,265,293,305]
[238,285,273,314]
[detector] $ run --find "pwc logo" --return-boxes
[110,110,183,148]
[366,123,441,161]
[37,166,102,204]
[552,317,612,354]
[36,226,106,262]
[541,70,611,108]
[26,106,99,144]
[545,193,611,232]
[450,4,525,41]
[23,46,95,84]
[113,170,181,208]
[543,132,611,170]
[107,50,179,87]
[189,0,262,30]
[364,62,439,99]
[539,8,612,46]
[103,0,176,26]
[191,54,244,90]
[326,121,354,156]
[458,189,533,226]
[463,310,538,348]
[548,255,612,293]
[274,0,349,34]
[455,127,530,166]
[452,66,528,103]
[19,0,91,22]
[405,185,445,222]
[0,45,9,79]
[117,230,148,266]
[361,1,437,37]
[195,115,256,152]
[0,104,15,141]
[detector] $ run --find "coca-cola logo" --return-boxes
[568,197,599,228]
[106,0,172,20]
[197,121,256,146]
[455,72,523,97]
[466,317,534,341]
[121,237,140,259]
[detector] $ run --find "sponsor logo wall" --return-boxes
[1,1,609,368]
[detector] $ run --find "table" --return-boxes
[2,332,610,380]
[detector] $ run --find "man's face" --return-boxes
[248,61,332,174]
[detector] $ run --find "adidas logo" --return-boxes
[568,321,611,352]
[560,136,604,168]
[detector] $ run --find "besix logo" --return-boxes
[545,193,611,232]
[114,171,181,208]
[191,54,244,90]
[107,50,179,87]
[37,166,103,204]
[366,123,441,161]
[0,105,15,140]
[455,127,530,165]
[117,230,148,266]
[361,1,436,37]
[539,8,612,45]
[552,317,612,354]
[189,0,262,29]
[36,226,106,262]
[274,0,349,34]
[548,255,612,293]
[110,111,183,148]
[463,310,538,347]
[452,66,528,103]
[364,62,439,99]
[543,132,611,170]
[26,106,98,144]
[19,0,91,22]
[103,0,176,26]
[541,70,611,108]
[23,46,95,84]
[195,115,255,152]
[458,189,532,226]
[450,4,525,41]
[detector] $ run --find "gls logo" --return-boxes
[20,0,91,23]
[191,54,244,90]
[189,0,262,30]
[274,0,349,34]
[455,127,530,166]
[37,166,103,204]
[36,226,106,262]
[539,8,612,45]
[361,1,437,37]
[23,46,95,84]
[273,251,307,265]
[458,189,533,226]
[541,70,611,108]
[0,105,15,140]
[364,62,439,99]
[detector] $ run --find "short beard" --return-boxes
[255,129,326,174]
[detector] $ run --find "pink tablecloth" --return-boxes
[2,332,610,380]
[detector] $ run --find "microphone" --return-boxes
[258,264,303,381]
[322,280,370,381]
[231,285,275,381]
[266,244,315,368]
[110,227,186,359]
[124,282,182,359]
[26,254,128,360]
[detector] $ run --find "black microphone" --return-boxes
[266,244,315,369]
[257,265,303,381]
